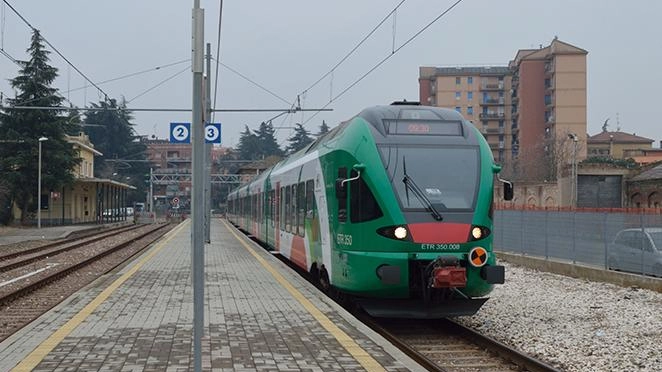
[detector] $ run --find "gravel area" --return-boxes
[455,261,662,372]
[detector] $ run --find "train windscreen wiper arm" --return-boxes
[402,157,443,221]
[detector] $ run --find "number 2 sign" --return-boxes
[169,122,222,144]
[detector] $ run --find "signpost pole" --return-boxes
[191,1,205,371]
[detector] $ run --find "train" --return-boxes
[227,102,513,318]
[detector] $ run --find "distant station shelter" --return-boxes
[25,133,135,226]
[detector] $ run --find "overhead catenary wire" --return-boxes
[10,59,192,108]
[68,59,191,95]
[303,0,465,125]
[211,0,223,123]
[126,65,190,104]
[276,0,407,136]
[212,57,291,106]
[2,0,110,101]
[297,0,408,98]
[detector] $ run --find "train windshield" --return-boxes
[379,145,479,211]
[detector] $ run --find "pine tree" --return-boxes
[254,121,283,158]
[286,123,314,154]
[317,120,330,136]
[0,30,80,224]
[84,98,140,177]
[237,125,260,160]
[84,97,148,203]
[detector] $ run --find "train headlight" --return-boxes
[377,225,412,241]
[468,225,491,241]
[471,227,483,240]
[394,226,408,240]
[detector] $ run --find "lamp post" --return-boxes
[37,136,48,229]
[568,133,578,207]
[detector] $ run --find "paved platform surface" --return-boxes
[0,218,424,371]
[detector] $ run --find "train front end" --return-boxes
[330,103,512,318]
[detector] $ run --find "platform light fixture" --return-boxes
[37,136,48,229]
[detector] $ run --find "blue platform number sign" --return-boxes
[170,122,191,143]
[205,123,222,144]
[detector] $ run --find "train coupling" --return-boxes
[426,256,466,288]
[430,267,466,288]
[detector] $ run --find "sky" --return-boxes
[1,0,661,148]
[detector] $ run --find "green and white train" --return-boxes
[227,102,513,318]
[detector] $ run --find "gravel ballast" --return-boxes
[456,261,662,372]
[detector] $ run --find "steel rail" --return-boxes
[0,225,142,270]
[0,224,170,306]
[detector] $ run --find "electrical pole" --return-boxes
[191,1,205,371]
[149,167,153,213]
[205,43,212,243]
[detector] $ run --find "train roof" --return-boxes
[356,103,466,135]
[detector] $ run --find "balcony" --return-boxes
[481,82,505,91]
[480,97,505,106]
[166,157,192,163]
[479,112,505,120]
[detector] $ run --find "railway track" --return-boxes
[0,224,144,272]
[0,223,172,342]
[362,316,561,372]
[242,223,561,372]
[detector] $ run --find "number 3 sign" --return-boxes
[169,122,222,144]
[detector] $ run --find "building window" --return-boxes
[456,77,461,85]
[455,106,461,113]
[467,76,473,84]
[467,106,474,115]
[467,91,473,101]
[544,95,552,105]
[455,91,461,100]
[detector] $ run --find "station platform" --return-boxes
[0,221,131,246]
[0,218,424,371]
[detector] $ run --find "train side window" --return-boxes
[259,192,263,223]
[306,180,315,217]
[350,170,383,223]
[269,190,275,227]
[280,187,285,230]
[298,181,305,237]
[291,184,298,235]
[337,168,348,222]
[306,180,316,240]
[252,194,257,221]
[285,185,291,232]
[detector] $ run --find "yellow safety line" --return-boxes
[222,220,386,372]
[12,221,190,372]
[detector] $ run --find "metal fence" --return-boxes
[494,209,662,277]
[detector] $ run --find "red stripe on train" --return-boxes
[407,223,470,243]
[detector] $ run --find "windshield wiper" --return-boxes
[402,157,443,221]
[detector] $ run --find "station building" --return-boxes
[27,133,134,226]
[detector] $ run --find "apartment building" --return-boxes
[419,38,587,181]
[419,66,513,164]
[510,38,588,179]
